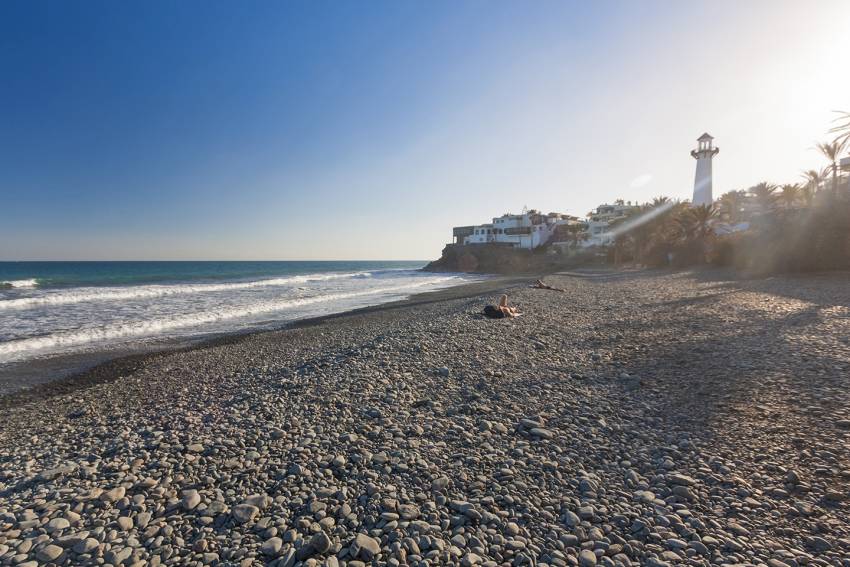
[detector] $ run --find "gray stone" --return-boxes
[73,538,100,554]
[262,537,283,556]
[182,489,201,510]
[100,486,126,503]
[46,517,70,532]
[579,549,597,567]
[36,544,64,562]
[232,504,260,523]
[352,533,381,560]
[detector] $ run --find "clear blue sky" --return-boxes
[2,1,848,260]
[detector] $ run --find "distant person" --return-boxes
[483,294,520,318]
[530,279,565,292]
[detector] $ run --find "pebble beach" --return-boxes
[1,269,850,567]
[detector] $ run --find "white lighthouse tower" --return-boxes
[690,133,719,206]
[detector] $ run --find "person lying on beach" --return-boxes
[483,294,520,318]
[530,279,565,292]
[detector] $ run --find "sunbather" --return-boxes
[531,279,565,292]
[483,294,520,318]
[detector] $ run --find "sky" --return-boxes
[2,0,849,261]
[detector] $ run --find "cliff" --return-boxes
[423,243,596,274]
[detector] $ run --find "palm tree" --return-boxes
[816,138,848,196]
[800,184,815,207]
[686,204,718,241]
[653,201,688,245]
[718,190,746,222]
[611,232,630,266]
[628,203,659,265]
[670,204,717,263]
[800,168,828,205]
[749,182,777,213]
[829,110,850,146]
[606,206,647,265]
[779,184,801,209]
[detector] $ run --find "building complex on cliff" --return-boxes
[452,209,581,250]
[449,202,645,251]
[584,202,641,246]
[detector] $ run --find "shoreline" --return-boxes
[0,274,532,405]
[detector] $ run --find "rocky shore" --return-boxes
[1,269,849,567]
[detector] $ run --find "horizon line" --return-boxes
[0,258,429,263]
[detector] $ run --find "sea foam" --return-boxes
[0,275,460,364]
[1,279,38,289]
[0,271,373,310]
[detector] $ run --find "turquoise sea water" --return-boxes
[0,261,474,365]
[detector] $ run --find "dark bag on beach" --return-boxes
[483,305,506,319]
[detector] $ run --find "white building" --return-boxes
[584,202,640,246]
[691,133,719,206]
[713,221,750,236]
[452,210,572,250]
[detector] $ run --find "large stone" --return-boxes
[668,473,695,486]
[100,486,126,503]
[296,532,329,560]
[232,504,260,523]
[579,549,597,567]
[352,533,381,560]
[46,517,70,532]
[672,485,696,500]
[56,532,88,548]
[182,489,201,510]
[37,544,64,562]
[136,512,152,529]
[117,516,133,530]
[261,537,283,556]
[73,538,99,554]
[104,546,133,565]
[242,494,272,509]
[38,464,77,482]
[563,511,580,527]
[310,530,332,554]
[529,427,554,439]
[398,504,419,520]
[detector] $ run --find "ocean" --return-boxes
[0,261,477,367]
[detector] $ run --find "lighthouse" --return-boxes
[690,133,719,206]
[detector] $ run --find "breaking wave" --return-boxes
[0,271,374,310]
[0,276,459,364]
[0,279,38,289]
